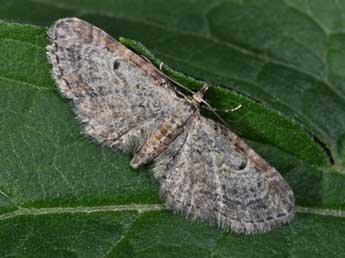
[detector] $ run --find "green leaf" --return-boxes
[1,0,345,257]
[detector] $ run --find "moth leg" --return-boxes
[202,104,242,113]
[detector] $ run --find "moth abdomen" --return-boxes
[130,116,186,169]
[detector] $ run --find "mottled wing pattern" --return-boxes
[154,114,295,234]
[47,18,181,152]
[47,17,294,234]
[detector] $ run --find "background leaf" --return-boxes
[0,0,345,257]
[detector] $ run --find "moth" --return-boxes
[47,17,294,234]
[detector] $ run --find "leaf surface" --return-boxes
[1,0,345,257]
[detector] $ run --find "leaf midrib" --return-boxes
[0,204,166,220]
[1,205,345,221]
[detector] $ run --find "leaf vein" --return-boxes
[0,204,165,221]
[0,75,51,91]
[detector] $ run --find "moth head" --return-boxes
[191,84,209,104]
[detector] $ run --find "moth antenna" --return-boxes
[140,56,238,127]
[201,100,228,126]
[140,55,196,95]
[211,104,242,113]
[192,84,229,127]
